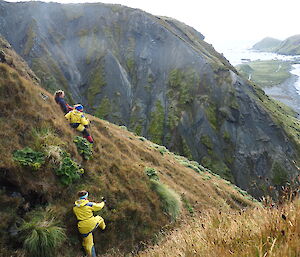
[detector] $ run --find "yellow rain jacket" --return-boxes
[65,110,89,132]
[73,199,106,257]
[73,199,105,234]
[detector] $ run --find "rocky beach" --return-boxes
[264,74,300,117]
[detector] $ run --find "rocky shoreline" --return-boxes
[263,74,300,117]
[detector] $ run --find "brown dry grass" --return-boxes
[137,199,300,257]
[0,62,258,255]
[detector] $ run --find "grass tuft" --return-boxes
[150,180,181,221]
[20,217,66,257]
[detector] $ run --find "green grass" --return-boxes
[237,60,291,87]
[20,216,66,257]
[150,180,181,221]
[95,96,111,119]
[148,101,165,145]
[251,85,300,150]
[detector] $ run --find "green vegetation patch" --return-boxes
[168,68,197,105]
[125,37,136,78]
[237,60,291,87]
[251,83,300,153]
[145,167,159,181]
[87,63,106,105]
[95,96,111,119]
[200,135,213,149]
[271,162,288,186]
[73,136,93,160]
[145,167,181,220]
[55,152,84,186]
[13,147,45,170]
[151,143,169,156]
[148,101,165,145]
[150,180,181,221]
[181,194,194,214]
[174,155,206,174]
[20,214,66,257]
[166,68,198,133]
[204,102,218,130]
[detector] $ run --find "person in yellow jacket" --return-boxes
[65,104,94,143]
[73,190,106,257]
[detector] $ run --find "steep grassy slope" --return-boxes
[0,61,258,257]
[137,197,300,257]
[1,2,300,197]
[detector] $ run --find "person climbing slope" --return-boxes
[65,104,94,143]
[54,90,73,114]
[73,190,106,257]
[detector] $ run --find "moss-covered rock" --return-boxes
[148,100,165,144]
[95,96,111,119]
[87,62,106,106]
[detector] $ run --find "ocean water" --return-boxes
[290,64,300,94]
[212,39,298,66]
[212,39,300,95]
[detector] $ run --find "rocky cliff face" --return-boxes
[1,1,300,197]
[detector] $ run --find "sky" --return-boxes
[6,0,300,47]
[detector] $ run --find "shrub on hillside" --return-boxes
[73,136,93,160]
[12,147,45,170]
[20,217,66,257]
[55,153,84,186]
[145,167,160,181]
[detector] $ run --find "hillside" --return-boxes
[1,1,300,197]
[0,47,260,256]
[252,37,282,52]
[136,197,300,257]
[276,34,300,55]
[253,35,300,55]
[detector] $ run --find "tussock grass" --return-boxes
[137,199,300,257]
[20,216,66,257]
[150,180,182,221]
[31,127,65,151]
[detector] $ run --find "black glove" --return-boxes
[101,197,106,203]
